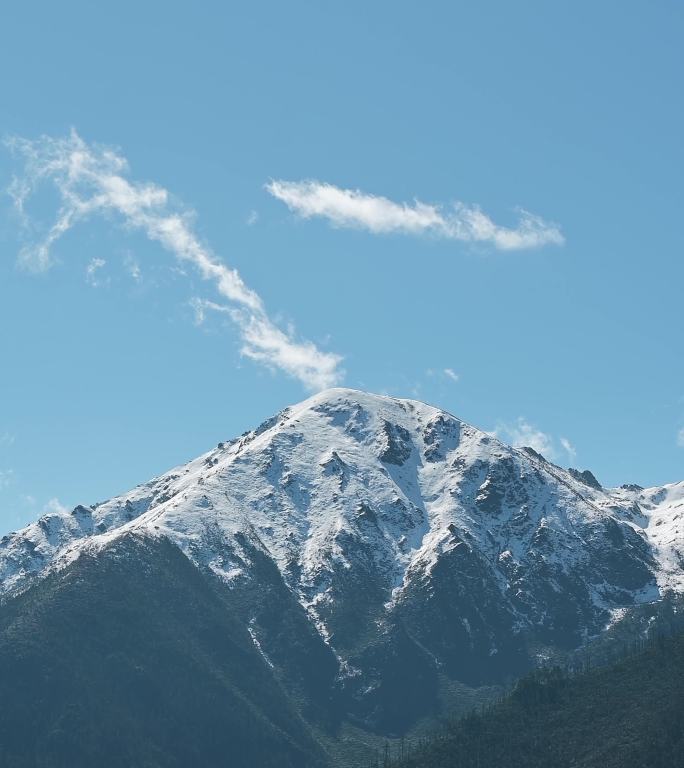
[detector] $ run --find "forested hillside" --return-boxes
[374,630,684,768]
[0,535,325,768]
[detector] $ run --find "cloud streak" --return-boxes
[42,497,69,515]
[6,132,343,391]
[495,417,576,464]
[85,257,107,287]
[0,470,14,490]
[560,436,577,463]
[266,180,564,250]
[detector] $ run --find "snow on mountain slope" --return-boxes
[610,480,684,592]
[0,388,682,685]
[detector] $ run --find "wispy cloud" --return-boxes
[123,252,142,282]
[266,180,564,251]
[189,297,338,386]
[677,427,684,448]
[0,433,15,491]
[42,497,69,515]
[495,418,576,464]
[424,367,461,387]
[6,131,343,391]
[85,257,107,287]
[190,296,224,326]
[0,470,15,490]
[497,418,555,457]
[560,436,577,463]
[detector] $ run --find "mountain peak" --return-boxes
[1,389,683,720]
[290,386,454,424]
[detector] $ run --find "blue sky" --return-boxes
[0,1,682,533]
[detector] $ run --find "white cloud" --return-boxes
[246,210,259,226]
[42,497,69,515]
[6,131,343,391]
[560,436,577,463]
[0,470,15,490]
[85,257,107,287]
[677,427,684,448]
[123,252,142,282]
[497,418,556,457]
[0,432,14,449]
[443,368,460,383]
[266,180,565,251]
[190,296,216,326]
[190,297,340,387]
[495,419,579,466]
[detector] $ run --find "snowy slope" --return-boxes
[0,388,682,695]
[610,480,684,592]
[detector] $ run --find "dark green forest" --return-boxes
[2,532,683,768]
[0,535,325,768]
[369,629,684,768]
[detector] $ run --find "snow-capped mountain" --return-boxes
[1,388,683,726]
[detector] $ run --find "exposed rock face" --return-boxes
[568,467,603,490]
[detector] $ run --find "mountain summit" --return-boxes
[1,388,683,734]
